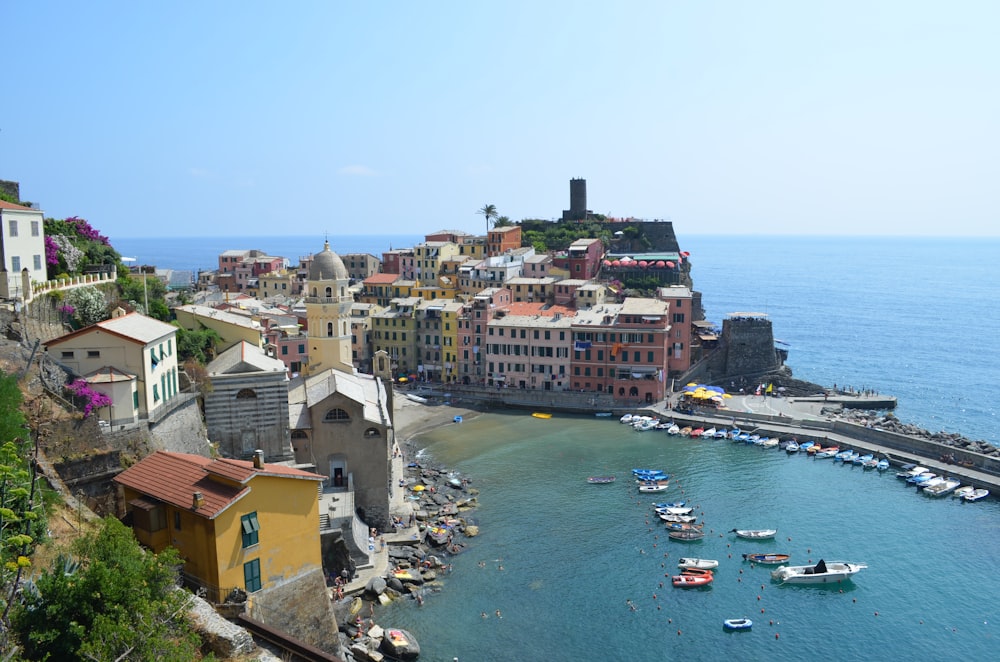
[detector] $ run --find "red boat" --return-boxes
[672,573,714,588]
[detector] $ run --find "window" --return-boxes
[364,427,381,438]
[648,351,654,362]
[173,511,182,530]
[298,344,305,353]
[8,220,16,237]
[87,350,100,358]
[31,220,40,236]
[281,345,288,355]
[10,257,19,271]
[152,385,159,402]
[673,313,685,323]
[244,558,262,592]
[33,255,42,270]
[61,351,74,359]
[324,408,351,422]
[241,512,260,547]
[236,388,257,399]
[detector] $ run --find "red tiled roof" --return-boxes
[113,450,322,519]
[0,200,36,211]
[507,303,576,318]
[363,273,400,285]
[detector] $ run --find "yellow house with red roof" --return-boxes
[114,450,324,602]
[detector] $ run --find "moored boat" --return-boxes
[876,458,890,472]
[678,557,719,570]
[952,485,975,499]
[923,478,960,497]
[668,529,705,541]
[532,412,552,419]
[672,572,713,587]
[742,553,791,565]
[620,414,635,424]
[963,488,989,502]
[587,475,616,484]
[723,618,752,631]
[595,412,613,418]
[664,521,704,531]
[639,483,669,493]
[785,440,800,453]
[770,559,867,584]
[659,513,698,523]
[731,528,777,540]
[666,423,681,435]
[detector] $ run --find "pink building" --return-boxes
[482,303,575,390]
[552,238,603,280]
[570,297,671,404]
[657,285,694,378]
[456,287,511,385]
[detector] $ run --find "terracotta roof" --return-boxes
[363,273,400,285]
[0,200,36,211]
[113,450,323,519]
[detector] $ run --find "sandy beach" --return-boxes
[392,391,480,447]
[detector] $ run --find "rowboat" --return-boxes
[876,458,890,471]
[785,441,800,453]
[668,530,705,541]
[664,521,704,531]
[678,557,719,570]
[659,513,698,523]
[703,427,717,438]
[770,559,867,584]
[639,484,668,493]
[666,424,681,435]
[723,618,752,631]
[731,528,777,540]
[742,553,791,565]
[680,566,714,576]
[855,453,874,466]
[620,414,634,424]
[652,501,686,509]
[672,572,712,587]
[586,476,615,484]
[680,426,693,436]
[714,429,729,439]
[654,506,693,515]
[690,428,705,438]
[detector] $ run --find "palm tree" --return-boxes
[478,204,498,233]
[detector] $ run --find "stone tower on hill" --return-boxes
[304,240,354,375]
[719,313,782,378]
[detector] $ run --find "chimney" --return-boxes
[253,449,264,469]
[192,492,204,509]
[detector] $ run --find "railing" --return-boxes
[31,268,118,298]
[147,392,197,425]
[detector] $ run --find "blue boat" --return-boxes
[855,453,874,466]
[652,501,686,509]
[876,458,890,472]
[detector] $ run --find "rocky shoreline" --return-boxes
[330,398,483,661]
[828,409,999,458]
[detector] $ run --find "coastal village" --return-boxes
[0,177,997,660]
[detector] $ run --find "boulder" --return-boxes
[380,628,420,661]
[366,576,387,595]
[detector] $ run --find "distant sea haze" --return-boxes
[110,234,424,273]
[115,233,999,447]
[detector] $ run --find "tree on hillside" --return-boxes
[477,204,498,233]
[493,215,514,228]
[11,518,200,661]
[174,326,222,364]
[0,372,47,656]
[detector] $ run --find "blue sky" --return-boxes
[3,1,997,238]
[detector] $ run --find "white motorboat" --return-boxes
[655,506,694,516]
[923,478,961,497]
[761,438,780,449]
[620,414,634,424]
[785,440,800,453]
[659,513,698,523]
[952,485,975,499]
[730,528,777,540]
[639,483,669,493]
[703,428,717,438]
[770,559,867,584]
[666,424,681,435]
[896,465,928,479]
[678,557,719,570]
[963,488,989,502]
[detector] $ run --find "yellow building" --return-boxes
[173,304,264,352]
[371,297,419,377]
[413,241,459,286]
[114,450,324,602]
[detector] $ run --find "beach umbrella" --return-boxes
[612,260,621,267]
[655,260,665,267]
[602,260,612,266]
[666,261,675,268]
[412,485,425,492]
[681,251,690,257]
[639,261,648,268]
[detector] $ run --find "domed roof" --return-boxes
[308,240,349,281]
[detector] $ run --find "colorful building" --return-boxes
[114,450,324,602]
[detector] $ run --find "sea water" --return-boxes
[121,233,1000,659]
[385,412,1000,661]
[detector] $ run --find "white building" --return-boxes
[0,200,47,301]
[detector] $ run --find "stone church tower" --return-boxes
[305,240,354,375]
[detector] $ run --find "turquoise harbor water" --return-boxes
[386,413,1000,661]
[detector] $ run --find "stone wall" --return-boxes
[246,568,342,654]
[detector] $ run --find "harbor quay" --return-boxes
[644,394,1000,493]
